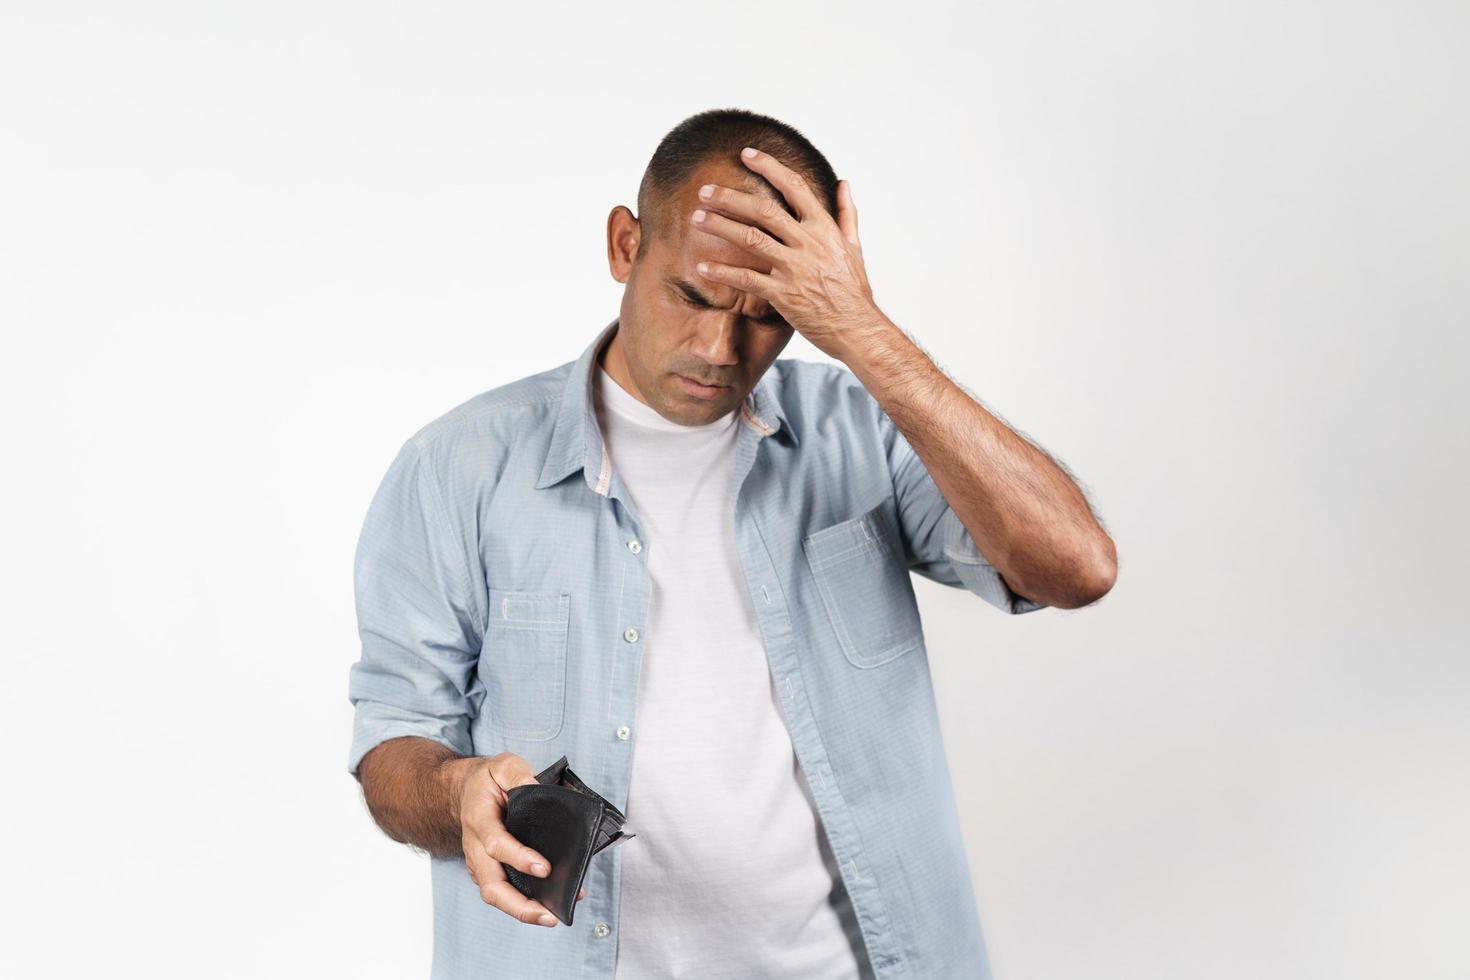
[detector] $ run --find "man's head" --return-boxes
[603,108,840,425]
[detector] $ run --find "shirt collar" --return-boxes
[534,316,797,495]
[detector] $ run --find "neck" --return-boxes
[597,328,655,409]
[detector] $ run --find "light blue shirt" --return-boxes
[348,316,1048,979]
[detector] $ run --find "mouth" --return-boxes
[676,374,730,399]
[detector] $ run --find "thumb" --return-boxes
[836,179,860,246]
[486,753,543,801]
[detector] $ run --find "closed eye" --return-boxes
[669,277,786,328]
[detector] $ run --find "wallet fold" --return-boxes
[501,755,635,925]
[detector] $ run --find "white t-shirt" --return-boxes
[595,363,871,980]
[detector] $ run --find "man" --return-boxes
[348,108,1116,979]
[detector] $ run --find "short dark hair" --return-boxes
[635,107,840,259]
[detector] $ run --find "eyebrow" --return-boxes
[667,276,787,324]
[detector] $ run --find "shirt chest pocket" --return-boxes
[801,502,925,669]
[482,588,569,741]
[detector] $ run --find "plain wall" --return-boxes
[1,1,1465,977]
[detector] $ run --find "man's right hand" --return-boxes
[446,752,588,928]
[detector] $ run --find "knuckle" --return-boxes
[481,834,507,862]
[744,225,765,249]
[487,752,525,780]
[483,832,540,875]
[758,197,783,221]
[465,824,493,857]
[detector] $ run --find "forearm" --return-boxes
[837,314,1116,608]
[356,736,480,857]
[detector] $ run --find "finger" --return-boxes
[465,798,551,879]
[691,207,789,266]
[739,146,824,221]
[463,844,562,927]
[477,875,563,928]
[696,181,809,247]
[837,179,860,246]
[577,886,587,902]
[695,259,778,299]
[474,822,551,880]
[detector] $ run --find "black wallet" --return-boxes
[501,755,635,926]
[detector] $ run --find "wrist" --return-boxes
[436,754,481,825]
[837,313,914,390]
[832,310,897,368]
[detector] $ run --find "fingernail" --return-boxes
[741,146,757,158]
[539,913,557,926]
[531,862,548,876]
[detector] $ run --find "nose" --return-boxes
[690,311,743,369]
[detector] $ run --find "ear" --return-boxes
[607,205,641,283]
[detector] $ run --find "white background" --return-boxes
[2,2,1466,977]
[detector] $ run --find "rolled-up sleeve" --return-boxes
[347,437,487,776]
[875,396,1048,616]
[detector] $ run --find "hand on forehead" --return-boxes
[675,164,785,278]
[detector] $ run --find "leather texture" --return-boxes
[501,755,634,925]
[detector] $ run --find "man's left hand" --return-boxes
[689,146,881,361]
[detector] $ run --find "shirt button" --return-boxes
[623,626,639,643]
[627,539,642,554]
[616,725,631,741]
[594,922,611,938]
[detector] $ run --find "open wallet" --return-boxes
[500,755,636,926]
